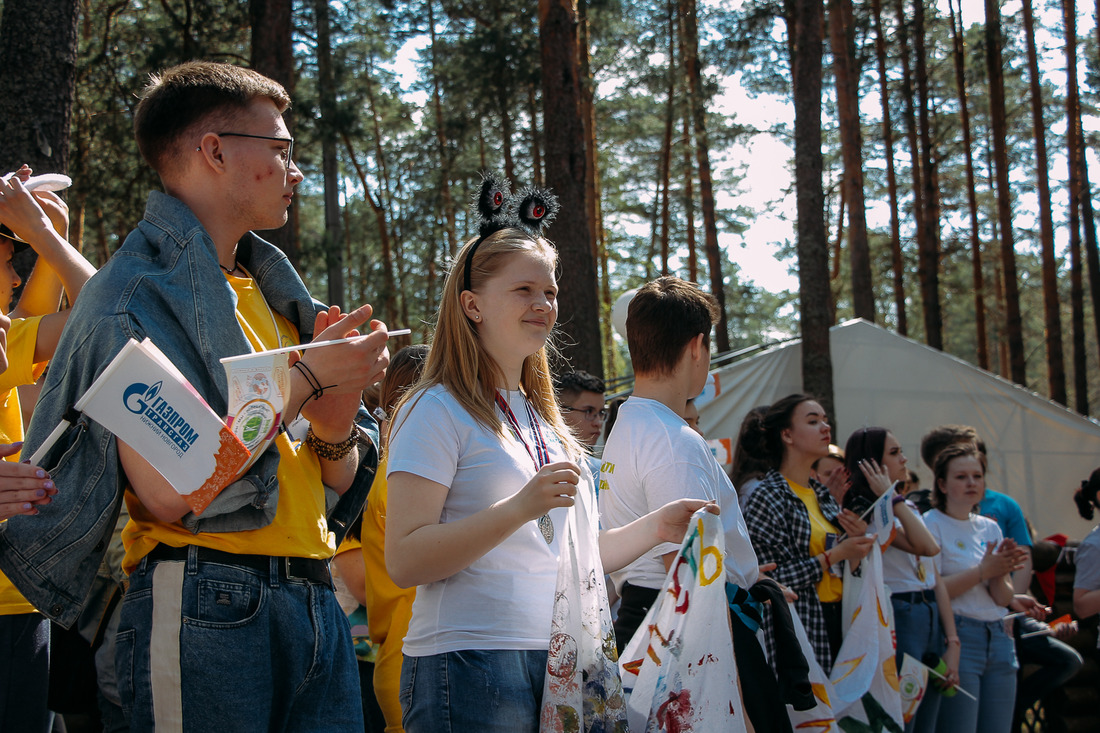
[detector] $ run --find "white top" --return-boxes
[882,506,936,594]
[387,384,581,655]
[922,508,1006,622]
[598,396,760,594]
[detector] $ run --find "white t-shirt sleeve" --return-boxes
[387,390,463,487]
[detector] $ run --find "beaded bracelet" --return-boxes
[306,424,358,461]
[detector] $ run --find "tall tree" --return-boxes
[1021,0,1066,404]
[896,0,927,333]
[871,0,907,334]
[827,0,874,321]
[1065,0,1088,412]
[786,0,835,418]
[314,0,344,308]
[947,0,989,370]
[682,0,731,353]
[984,0,1026,385]
[0,0,79,175]
[540,0,601,374]
[251,0,299,265]
[914,0,943,349]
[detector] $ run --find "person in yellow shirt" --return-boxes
[0,168,96,733]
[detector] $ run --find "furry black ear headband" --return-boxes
[462,172,559,292]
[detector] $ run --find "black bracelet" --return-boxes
[291,360,338,418]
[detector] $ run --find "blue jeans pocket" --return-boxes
[114,628,135,719]
[181,565,265,628]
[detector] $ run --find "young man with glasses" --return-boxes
[1,61,390,730]
[554,369,606,448]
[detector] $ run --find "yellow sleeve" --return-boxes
[0,316,46,394]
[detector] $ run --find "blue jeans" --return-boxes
[936,615,1018,733]
[0,612,50,733]
[892,594,943,733]
[400,649,548,733]
[116,550,362,732]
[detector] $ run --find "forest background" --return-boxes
[0,0,1099,421]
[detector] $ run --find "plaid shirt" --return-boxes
[744,469,842,674]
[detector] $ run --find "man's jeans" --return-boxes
[116,549,362,731]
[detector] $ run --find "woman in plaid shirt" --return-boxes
[742,394,874,673]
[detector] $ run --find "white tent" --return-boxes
[695,318,1100,540]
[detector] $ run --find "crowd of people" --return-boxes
[0,59,1096,733]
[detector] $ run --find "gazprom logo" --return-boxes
[122,381,200,453]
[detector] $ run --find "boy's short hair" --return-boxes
[555,370,605,402]
[626,276,718,376]
[134,61,291,176]
[919,424,978,469]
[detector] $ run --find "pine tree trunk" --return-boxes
[428,0,457,267]
[539,0,602,375]
[658,0,676,277]
[0,0,78,175]
[896,0,927,326]
[872,0,907,334]
[1064,0,1088,413]
[314,0,344,309]
[914,0,943,350]
[947,0,989,370]
[985,0,1027,386]
[786,0,835,419]
[1021,0,1067,404]
[250,0,298,265]
[682,0,730,353]
[676,12,698,284]
[828,0,874,321]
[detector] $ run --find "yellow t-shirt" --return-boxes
[361,457,415,731]
[0,316,47,616]
[788,478,843,603]
[121,271,334,572]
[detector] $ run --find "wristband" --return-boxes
[823,551,831,568]
[306,424,358,461]
[891,494,907,507]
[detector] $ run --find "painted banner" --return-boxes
[540,474,628,733]
[77,338,250,514]
[619,510,748,733]
[786,605,840,733]
[830,545,904,731]
[898,653,929,724]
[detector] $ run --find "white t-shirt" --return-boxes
[598,396,759,594]
[922,509,1005,622]
[387,384,583,655]
[882,506,936,594]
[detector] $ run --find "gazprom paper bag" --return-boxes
[540,481,628,733]
[618,510,747,733]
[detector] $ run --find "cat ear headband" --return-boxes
[462,172,559,292]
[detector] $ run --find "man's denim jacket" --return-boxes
[0,192,378,628]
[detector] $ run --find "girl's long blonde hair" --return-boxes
[391,228,582,459]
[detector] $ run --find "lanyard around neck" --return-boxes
[495,391,551,469]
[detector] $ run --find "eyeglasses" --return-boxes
[218,132,295,170]
[561,405,608,422]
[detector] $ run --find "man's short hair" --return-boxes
[919,424,978,469]
[555,370,605,402]
[134,61,291,176]
[626,276,718,376]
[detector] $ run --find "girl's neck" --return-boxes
[944,501,972,521]
[779,453,815,487]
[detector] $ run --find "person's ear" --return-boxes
[460,290,481,324]
[691,332,707,361]
[195,132,227,172]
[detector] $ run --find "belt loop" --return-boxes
[269,556,280,587]
[186,545,199,576]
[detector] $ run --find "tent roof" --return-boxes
[696,319,1100,540]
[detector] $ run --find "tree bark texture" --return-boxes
[984,0,1027,386]
[314,0,345,309]
[914,0,943,350]
[539,0,602,376]
[786,0,835,421]
[0,0,79,175]
[828,0,874,322]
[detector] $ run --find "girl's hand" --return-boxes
[942,642,961,688]
[837,508,869,537]
[835,534,875,563]
[857,458,892,497]
[822,465,851,503]
[978,540,1026,580]
[514,461,579,521]
[652,499,718,545]
[757,563,800,602]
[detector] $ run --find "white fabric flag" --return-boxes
[865,484,897,547]
[618,510,748,733]
[898,653,930,725]
[540,477,628,733]
[77,339,250,514]
[786,602,841,732]
[829,545,904,730]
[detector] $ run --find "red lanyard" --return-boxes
[495,391,551,468]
